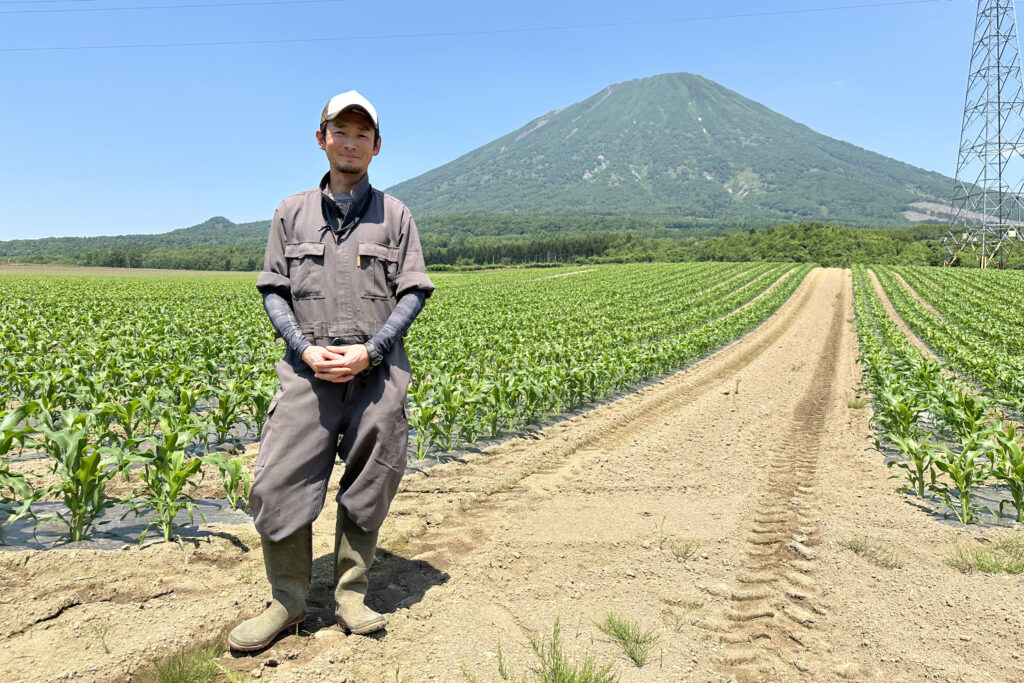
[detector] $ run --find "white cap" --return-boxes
[320,90,378,132]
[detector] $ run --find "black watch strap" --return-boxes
[364,341,383,368]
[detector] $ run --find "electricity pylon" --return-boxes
[945,0,1024,268]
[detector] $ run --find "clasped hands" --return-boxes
[301,344,369,383]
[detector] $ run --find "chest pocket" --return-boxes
[358,241,399,300]
[284,242,326,300]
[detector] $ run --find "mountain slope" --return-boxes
[387,72,951,225]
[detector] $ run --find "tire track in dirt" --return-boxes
[390,270,823,571]
[700,270,845,681]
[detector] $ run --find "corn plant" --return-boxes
[97,396,154,449]
[0,462,37,539]
[872,389,923,440]
[931,438,993,525]
[163,385,201,425]
[408,379,437,460]
[201,452,251,510]
[985,423,1024,523]
[0,404,31,457]
[433,380,463,452]
[455,377,489,445]
[0,406,41,537]
[247,378,276,435]
[207,381,245,451]
[884,431,937,498]
[483,376,515,438]
[128,419,206,546]
[935,388,993,442]
[33,408,123,542]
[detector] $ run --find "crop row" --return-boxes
[852,266,1024,524]
[407,262,811,455]
[0,263,809,543]
[876,266,1024,415]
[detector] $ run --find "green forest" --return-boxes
[1,220,982,271]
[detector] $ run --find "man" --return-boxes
[228,90,434,651]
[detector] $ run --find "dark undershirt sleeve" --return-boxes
[368,289,426,357]
[262,290,312,357]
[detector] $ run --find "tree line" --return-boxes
[4,221,1000,271]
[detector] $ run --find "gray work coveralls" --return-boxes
[250,174,434,542]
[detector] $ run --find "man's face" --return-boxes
[316,109,381,179]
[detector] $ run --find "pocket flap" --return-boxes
[284,242,326,258]
[358,241,399,262]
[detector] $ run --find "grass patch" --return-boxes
[464,618,618,682]
[596,612,659,668]
[669,538,697,562]
[791,361,806,372]
[846,393,868,409]
[837,538,903,569]
[132,629,231,683]
[532,618,618,680]
[945,534,1024,574]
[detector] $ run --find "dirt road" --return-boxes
[4,267,1024,682]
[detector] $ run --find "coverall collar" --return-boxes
[320,172,371,206]
[319,172,373,235]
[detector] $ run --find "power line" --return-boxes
[0,1,99,4]
[0,0,354,13]
[1,0,950,52]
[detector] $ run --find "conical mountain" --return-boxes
[387,72,951,225]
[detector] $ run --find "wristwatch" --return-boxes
[363,342,383,368]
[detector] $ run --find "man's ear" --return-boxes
[372,136,381,157]
[316,128,327,151]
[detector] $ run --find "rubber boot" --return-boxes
[334,510,387,635]
[228,525,312,651]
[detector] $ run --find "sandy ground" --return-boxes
[3,267,1024,682]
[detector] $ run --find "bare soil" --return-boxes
[3,268,1024,682]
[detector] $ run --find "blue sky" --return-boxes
[0,0,978,240]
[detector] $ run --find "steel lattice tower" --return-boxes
[945,0,1024,268]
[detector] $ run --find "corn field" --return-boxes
[853,265,1024,525]
[0,263,809,543]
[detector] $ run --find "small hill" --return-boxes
[387,72,952,225]
[0,217,271,270]
[0,217,270,260]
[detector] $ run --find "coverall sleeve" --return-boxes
[256,206,291,293]
[393,208,435,299]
